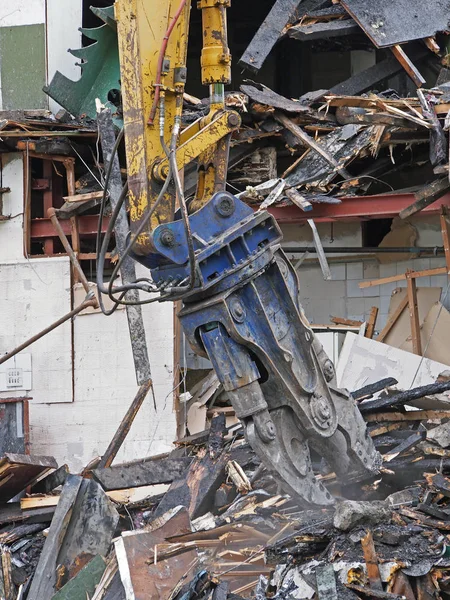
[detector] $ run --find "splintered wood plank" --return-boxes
[0,454,58,502]
[361,532,383,590]
[365,307,379,339]
[330,48,428,96]
[28,475,83,600]
[92,457,191,491]
[399,178,450,219]
[340,0,450,48]
[390,45,426,88]
[365,410,450,423]
[360,267,448,288]
[31,464,69,495]
[288,19,359,40]
[154,449,229,520]
[63,191,104,203]
[332,316,364,327]
[240,83,309,113]
[406,272,422,356]
[360,381,450,414]
[285,125,376,188]
[28,476,119,600]
[275,111,350,179]
[441,206,450,272]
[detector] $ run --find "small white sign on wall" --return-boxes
[0,354,32,392]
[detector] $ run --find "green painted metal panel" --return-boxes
[51,555,106,600]
[45,7,120,119]
[0,24,47,110]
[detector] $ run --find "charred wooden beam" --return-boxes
[399,177,450,219]
[330,48,428,97]
[288,19,359,41]
[359,381,450,414]
[239,0,328,74]
[92,457,192,490]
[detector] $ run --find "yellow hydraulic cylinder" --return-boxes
[115,0,191,252]
[197,0,232,87]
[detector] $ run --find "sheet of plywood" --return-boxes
[400,302,450,366]
[116,507,196,600]
[383,287,442,348]
[337,332,450,392]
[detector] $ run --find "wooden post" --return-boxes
[365,307,379,339]
[97,380,153,469]
[441,205,450,273]
[377,295,408,343]
[406,271,422,356]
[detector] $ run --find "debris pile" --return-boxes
[3,365,450,600]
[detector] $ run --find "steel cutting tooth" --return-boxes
[245,407,335,507]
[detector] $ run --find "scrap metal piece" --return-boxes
[44,6,120,119]
[308,219,331,280]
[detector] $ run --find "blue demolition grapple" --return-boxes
[149,192,381,506]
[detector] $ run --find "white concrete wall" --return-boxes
[282,219,450,331]
[0,154,175,472]
[0,0,82,112]
[46,0,83,114]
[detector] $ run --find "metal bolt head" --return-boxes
[227,112,240,127]
[160,228,175,248]
[229,297,246,323]
[215,193,235,218]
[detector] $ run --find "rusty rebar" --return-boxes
[47,207,92,295]
[0,298,98,366]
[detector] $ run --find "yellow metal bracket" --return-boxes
[153,109,241,182]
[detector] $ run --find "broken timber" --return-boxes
[92,456,192,490]
[359,380,450,414]
[238,0,328,73]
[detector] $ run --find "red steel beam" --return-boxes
[268,192,450,223]
[31,191,450,240]
[31,215,110,238]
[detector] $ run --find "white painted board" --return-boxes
[336,332,450,392]
[0,0,45,27]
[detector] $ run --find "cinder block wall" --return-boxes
[0,154,176,472]
[282,220,450,331]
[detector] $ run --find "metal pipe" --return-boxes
[283,246,445,254]
[47,207,92,295]
[0,298,97,366]
[97,379,153,469]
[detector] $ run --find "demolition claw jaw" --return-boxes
[151,192,381,506]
